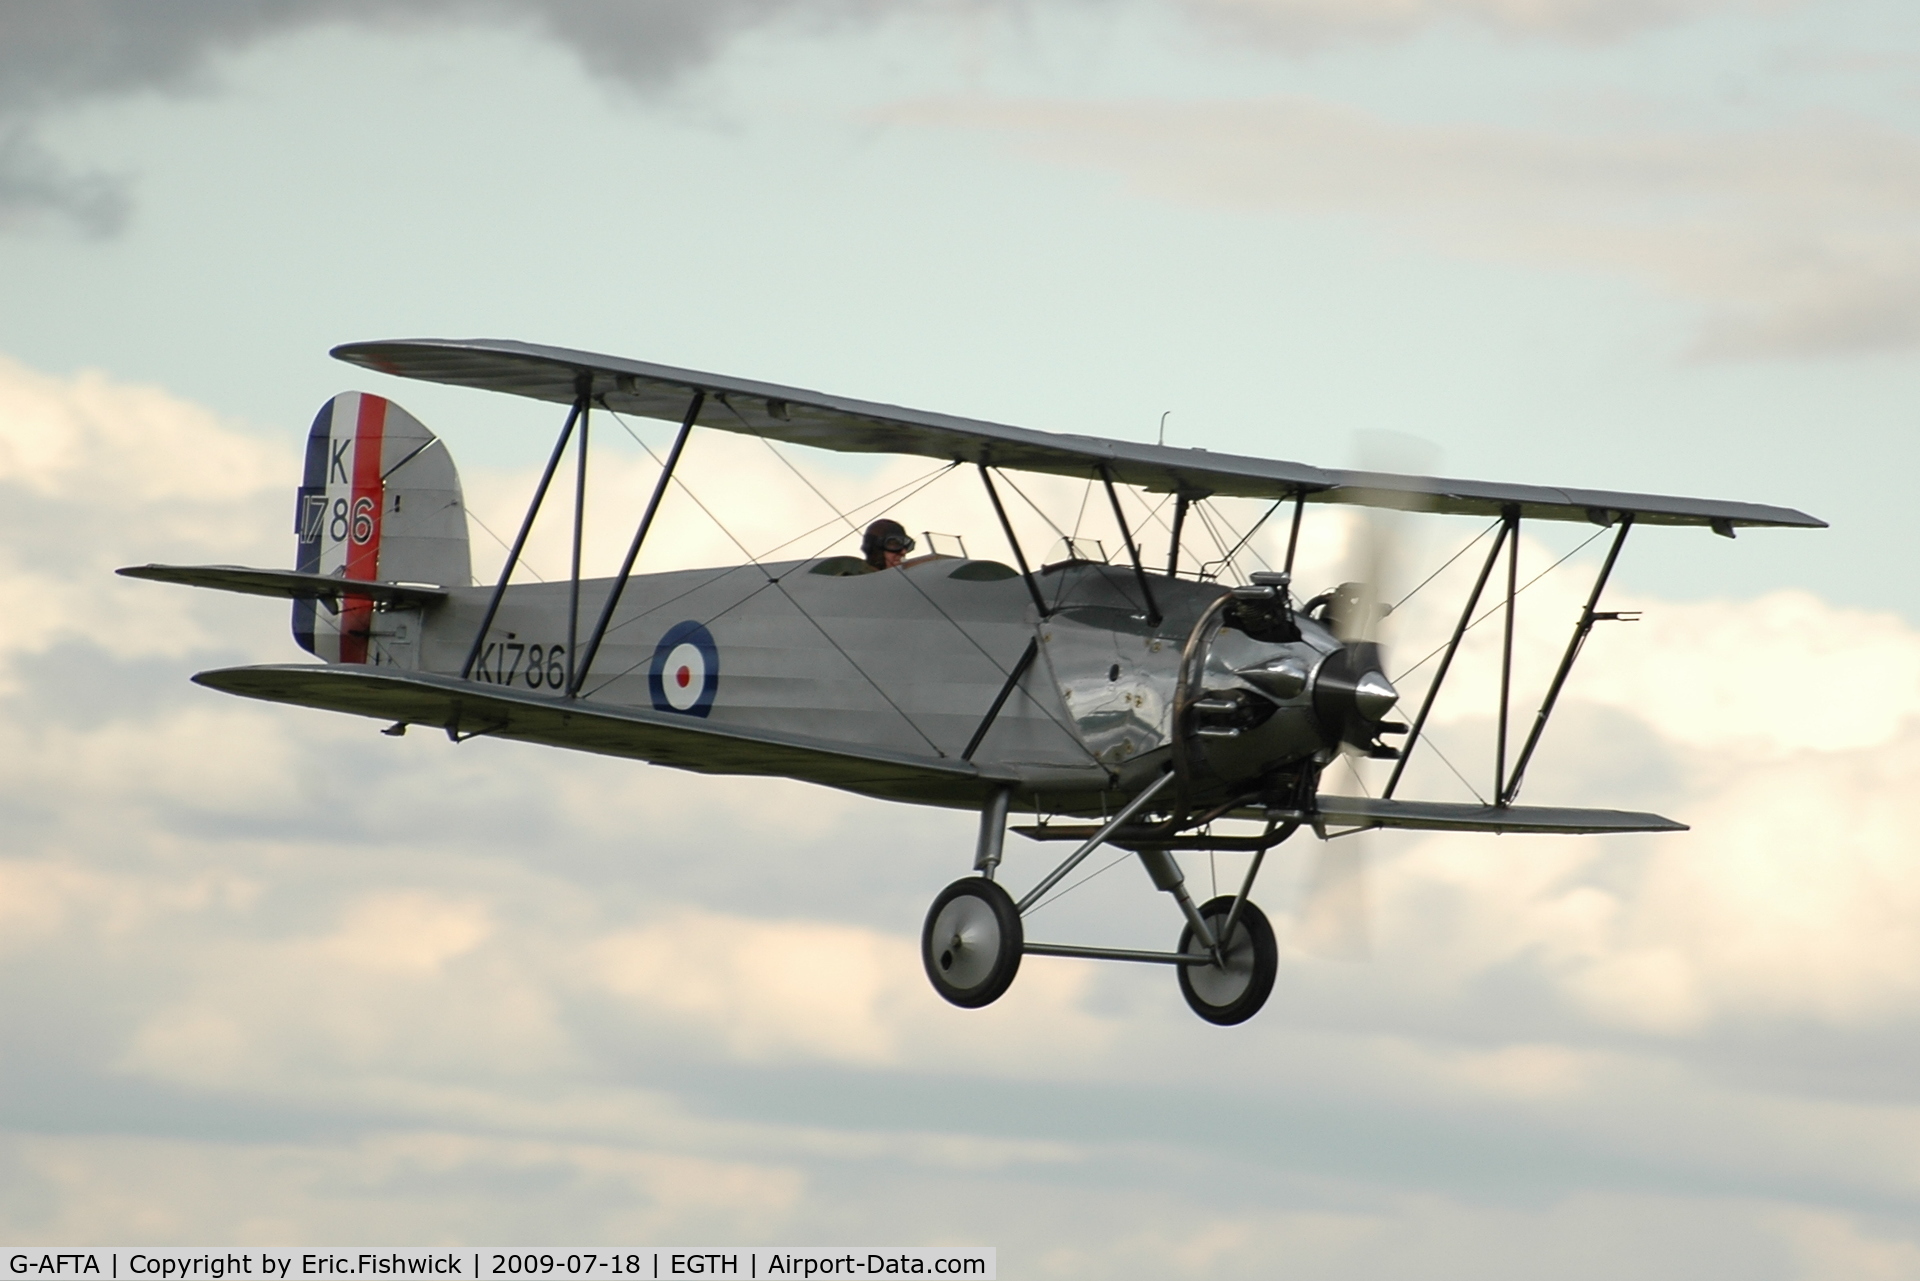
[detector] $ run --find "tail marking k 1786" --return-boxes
[293,391,469,664]
[295,392,389,661]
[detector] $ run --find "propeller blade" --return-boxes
[1332,519,1393,645]
[1293,435,1440,959]
[1332,431,1437,643]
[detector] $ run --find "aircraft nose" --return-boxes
[1309,642,1402,755]
[1352,669,1399,721]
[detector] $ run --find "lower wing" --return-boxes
[194,664,1027,808]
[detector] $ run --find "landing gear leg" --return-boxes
[923,786,1023,1008]
[1137,848,1278,1025]
[974,785,1012,881]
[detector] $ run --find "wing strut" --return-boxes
[461,387,587,680]
[1383,512,1513,800]
[979,465,1052,620]
[1098,463,1162,627]
[1166,493,1190,577]
[1282,491,1306,574]
[1499,514,1635,805]
[1494,505,1520,805]
[571,390,705,696]
[962,637,1041,761]
[565,395,590,692]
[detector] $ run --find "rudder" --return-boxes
[293,392,470,661]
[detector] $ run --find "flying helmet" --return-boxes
[862,519,915,568]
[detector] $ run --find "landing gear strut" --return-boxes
[920,773,1292,1023]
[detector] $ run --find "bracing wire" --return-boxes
[1393,524,1610,684]
[1389,519,1501,612]
[600,407,949,578]
[769,578,947,755]
[1416,728,1488,806]
[886,565,1101,765]
[592,414,954,645]
[1068,474,1095,554]
[1021,848,1136,918]
[995,471,1073,544]
[585,411,963,747]
[732,405,863,537]
[1210,499,1285,575]
[465,506,547,584]
[605,420,771,579]
[1128,489,1201,576]
[1188,502,1238,581]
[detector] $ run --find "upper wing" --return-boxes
[119,564,448,606]
[193,663,1019,808]
[333,337,1825,531]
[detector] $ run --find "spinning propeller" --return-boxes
[1294,437,1431,962]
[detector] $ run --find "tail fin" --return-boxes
[293,392,470,661]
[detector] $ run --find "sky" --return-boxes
[3,0,1920,1275]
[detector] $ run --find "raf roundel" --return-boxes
[648,620,719,717]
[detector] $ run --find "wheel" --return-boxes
[1177,895,1278,1025]
[922,877,1024,1008]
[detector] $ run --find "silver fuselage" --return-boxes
[361,555,1351,812]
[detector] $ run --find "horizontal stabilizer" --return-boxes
[1312,795,1686,835]
[191,663,1014,807]
[118,564,447,606]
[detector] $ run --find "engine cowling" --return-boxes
[1185,583,1404,795]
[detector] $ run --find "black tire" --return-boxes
[1177,895,1278,1026]
[922,877,1024,1009]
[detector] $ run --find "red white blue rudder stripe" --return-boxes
[294,392,470,663]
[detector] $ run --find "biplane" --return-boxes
[121,339,1823,1024]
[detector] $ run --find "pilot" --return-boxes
[862,518,915,570]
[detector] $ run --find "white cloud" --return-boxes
[591,908,1116,1070]
[0,353,283,502]
[886,96,1920,357]
[0,352,290,669]
[3,1131,808,1244]
[9,353,1920,1270]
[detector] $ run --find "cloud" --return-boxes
[888,96,1920,357]
[0,0,883,235]
[0,0,1830,240]
[0,1,841,114]
[1175,0,1797,45]
[11,352,1920,1268]
[3,1131,807,1244]
[0,129,127,236]
[591,908,1116,1069]
[0,352,288,672]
